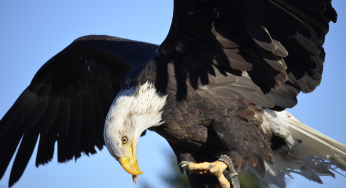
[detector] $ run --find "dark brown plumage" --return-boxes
[0,36,158,186]
[0,0,342,187]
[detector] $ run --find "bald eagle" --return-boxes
[0,0,345,188]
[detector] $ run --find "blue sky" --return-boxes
[0,1,345,188]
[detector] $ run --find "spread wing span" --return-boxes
[0,35,158,186]
[159,0,337,110]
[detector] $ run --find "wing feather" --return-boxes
[158,0,337,109]
[9,129,39,187]
[0,35,158,185]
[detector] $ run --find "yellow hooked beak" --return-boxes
[119,138,143,176]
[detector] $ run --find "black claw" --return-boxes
[179,161,190,168]
[218,155,240,188]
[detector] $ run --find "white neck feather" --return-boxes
[104,82,167,154]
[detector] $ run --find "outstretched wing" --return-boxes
[0,35,158,186]
[158,0,337,110]
[154,0,338,186]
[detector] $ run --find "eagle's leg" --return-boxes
[219,155,240,188]
[180,155,240,188]
[180,161,230,188]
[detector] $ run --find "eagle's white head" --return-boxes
[103,82,167,177]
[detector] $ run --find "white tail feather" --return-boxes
[262,108,346,187]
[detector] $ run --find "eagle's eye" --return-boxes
[121,135,128,145]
